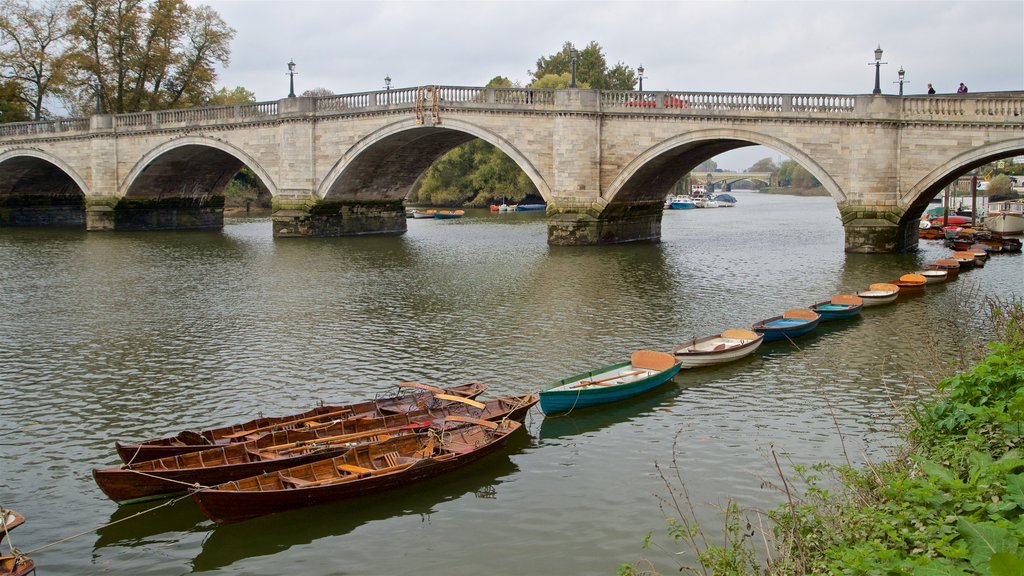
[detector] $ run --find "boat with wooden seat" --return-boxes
[751,309,821,343]
[914,269,948,284]
[114,381,487,463]
[0,553,34,576]
[856,283,900,307]
[191,417,522,524]
[1,509,24,543]
[951,251,977,269]
[809,294,864,322]
[888,273,927,294]
[671,329,763,368]
[539,350,682,415]
[928,258,960,280]
[434,209,465,219]
[0,509,33,576]
[96,393,537,503]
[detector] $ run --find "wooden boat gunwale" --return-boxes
[539,350,682,415]
[671,329,764,368]
[115,382,487,463]
[191,419,523,524]
[97,394,537,503]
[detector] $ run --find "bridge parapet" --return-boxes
[1,87,1020,140]
[902,94,1024,120]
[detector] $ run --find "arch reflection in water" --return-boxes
[189,432,529,572]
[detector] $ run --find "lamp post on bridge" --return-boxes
[869,45,886,95]
[894,66,907,96]
[287,60,297,98]
[637,64,646,91]
[569,47,578,88]
[385,75,391,91]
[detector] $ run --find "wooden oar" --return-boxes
[432,393,486,410]
[569,370,645,389]
[398,381,445,393]
[257,426,413,454]
[220,408,354,440]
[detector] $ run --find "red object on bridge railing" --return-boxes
[623,96,689,109]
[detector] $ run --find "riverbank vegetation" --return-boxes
[621,297,1024,575]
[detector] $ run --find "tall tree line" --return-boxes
[0,0,235,119]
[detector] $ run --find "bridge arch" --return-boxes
[318,118,551,202]
[900,137,1024,223]
[0,148,90,197]
[121,135,280,199]
[604,128,844,206]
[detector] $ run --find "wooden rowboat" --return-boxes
[0,554,34,576]
[115,381,487,463]
[671,328,763,368]
[752,308,821,343]
[539,350,681,415]
[914,269,948,284]
[191,417,522,524]
[889,273,927,293]
[810,294,863,322]
[1,508,24,543]
[1,509,33,576]
[928,258,960,280]
[95,394,537,503]
[857,283,900,307]
[951,251,977,269]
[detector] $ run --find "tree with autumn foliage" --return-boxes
[0,0,75,120]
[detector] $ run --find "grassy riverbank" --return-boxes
[623,298,1024,575]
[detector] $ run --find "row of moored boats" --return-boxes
[5,237,1013,560]
[535,240,1014,416]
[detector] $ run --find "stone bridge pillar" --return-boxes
[839,202,916,253]
[545,90,662,245]
[272,196,406,237]
[269,97,406,238]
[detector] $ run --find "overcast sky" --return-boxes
[192,0,1024,170]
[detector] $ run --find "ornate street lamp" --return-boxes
[894,66,907,96]
[869,46,886,95]
[287,59,297,98]
[637,64,646,91]
[385,75,391,90]
[569,47,578,88]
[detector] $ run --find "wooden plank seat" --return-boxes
[248,449,281,460]
[337,463,374,474]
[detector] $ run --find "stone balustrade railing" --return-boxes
[0,87,1019,138]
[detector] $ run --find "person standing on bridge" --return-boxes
[957,82,968,93]
[927,83,936,94]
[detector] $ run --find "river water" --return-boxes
[1,191,1020,575]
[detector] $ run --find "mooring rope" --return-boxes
[22,488,201,556]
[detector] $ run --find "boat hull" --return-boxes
[539,360,681,415]
[115,382,487,463]
[752,316,820,342]
[983,213,1024,236]
[857,291,899,306]
[672,333,763,368]
[809,301,863,321]
[192,423,521,524]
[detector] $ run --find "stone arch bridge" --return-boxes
[0,86,1021,252]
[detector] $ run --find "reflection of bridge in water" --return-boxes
[0,85,1021,252]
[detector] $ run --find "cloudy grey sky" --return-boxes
[193,0,1024,170]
